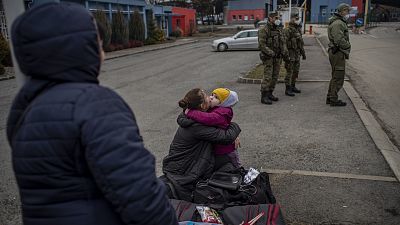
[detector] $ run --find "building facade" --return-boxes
[224,0,271,25]
[171,7,196,36]
[310,0,351,23]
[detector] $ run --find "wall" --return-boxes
[352,0,364,14]
[310,0,351,23]
[171,7,196,36]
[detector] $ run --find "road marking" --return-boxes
[262,169,398,182]
[367,34,378,39]
[315,36,329,57]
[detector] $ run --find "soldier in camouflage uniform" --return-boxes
[258,12,289,105]
[283,13,306,97]
[327,3,351,107]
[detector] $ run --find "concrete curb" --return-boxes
[315,35,400,182]
[105,40,199,60]
[237,76,349,84]
[237,60,349,84]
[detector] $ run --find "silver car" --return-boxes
[212,29,259,52]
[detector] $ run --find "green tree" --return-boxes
[93,10,112,48]
[129,10,145,41]
[111,10,129,45]
[146,11,164,44]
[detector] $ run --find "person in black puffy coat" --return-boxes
[6,2,177,225]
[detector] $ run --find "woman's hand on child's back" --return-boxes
[184,108,190,115]
[235,137,241,149]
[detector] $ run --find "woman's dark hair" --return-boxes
[179,88,205,110]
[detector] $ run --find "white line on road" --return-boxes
[262,169,398,182]
[367,34,378,39]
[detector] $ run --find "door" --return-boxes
[231,31,250,49]
[247,30,259,49]
[319,5,328,24]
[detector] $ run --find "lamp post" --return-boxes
[364,0,370,28]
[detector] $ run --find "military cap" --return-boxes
[337,3,351,12]
[269,11,279,17]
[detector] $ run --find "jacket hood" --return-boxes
[329,14,346,25]
[11,2,101,83]
[220,90,238,108]
[177,113,196,128]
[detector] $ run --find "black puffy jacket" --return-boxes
[7,3,177,225]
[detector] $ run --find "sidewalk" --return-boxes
[232,36,400,224]
[105,38,198,60]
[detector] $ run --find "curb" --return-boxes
[237,59,348,84]
[238,76,349,84]
[315,35,400,182]
[105,40,199,60]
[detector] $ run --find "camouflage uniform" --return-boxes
[284,21,305,94]
[327,3,351,106]
[258,19,288,104]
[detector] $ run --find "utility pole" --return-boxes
[302,0,307,34]
[3,0,25,88]
[364,0,369,28]
[289,0,292,26]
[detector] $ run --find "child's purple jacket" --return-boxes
[186,107,235,155]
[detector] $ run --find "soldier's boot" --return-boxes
[291,74,301,93]
[261,91,272,105]
[285,85,295,97]
[330,100,347,107]
[268,91,279,101]
[326,98,331,104]
[291,84,301,93]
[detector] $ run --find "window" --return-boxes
[244,16,248,21]
[237,32,248,38]
[239,15,242,20]
[251,15,255,20]
[233,15,237,20]
[249,31,258,37]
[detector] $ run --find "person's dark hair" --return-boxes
[179,88,205,110]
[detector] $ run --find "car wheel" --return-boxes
[217,43,228,52]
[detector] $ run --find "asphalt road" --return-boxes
[316,22,400,150]
[347,23,400,149]
[1,37,399,225]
